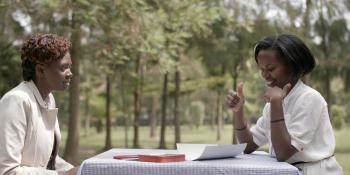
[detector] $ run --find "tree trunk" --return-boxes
[321,38,332,112]
[133,57,141,148]
[150,95,157,138]
[210,109,215,131]
[104,75,112,150]
[120,73,129,148]
[174,68,181,147]
[159,72,168,149]
[187,95,193,130]
[84,90,90,137]
[216,90,223,141]
[324,68,331,109]
[232,65,238,144]
[64,11,81,165]
[319,0,332,112]
[303,0,311,38]
[301,0,312,84]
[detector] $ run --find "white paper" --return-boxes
[176,143,247,161]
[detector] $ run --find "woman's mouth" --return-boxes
[266,80,274,87]
[62,81,70,87]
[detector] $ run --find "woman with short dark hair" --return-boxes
[227,34,343,175]
[0,34,78,175]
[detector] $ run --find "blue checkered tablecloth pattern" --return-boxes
[78,149,300,175]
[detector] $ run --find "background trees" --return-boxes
[1,0,350,166]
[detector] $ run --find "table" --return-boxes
[78,148,300,175]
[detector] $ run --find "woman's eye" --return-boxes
[267,68,274,72]
[61,65,70,71]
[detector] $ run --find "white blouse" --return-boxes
[250,80,336,163]
[0,81,73,175]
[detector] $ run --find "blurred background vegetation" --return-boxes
[1,0,350,171]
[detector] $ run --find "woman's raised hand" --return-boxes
[226,82,245,112]
[263,83,291,102]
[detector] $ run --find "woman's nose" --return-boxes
[261,70,268,79]
[67,69,73,78]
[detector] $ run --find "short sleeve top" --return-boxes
[250,80,336,163]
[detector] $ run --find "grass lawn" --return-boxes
[60,124,350,174]
[334,126,350,174]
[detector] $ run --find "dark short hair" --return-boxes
[254,33,315,78]
[20,34,71,81]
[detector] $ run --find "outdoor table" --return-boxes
[78,148,300,175]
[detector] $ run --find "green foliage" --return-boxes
[2,0,350,156]
[331,105,346,130]
[90,94,107,119]
[0,42,21,96]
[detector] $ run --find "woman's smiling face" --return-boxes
[257,49,294,88]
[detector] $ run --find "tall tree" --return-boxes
[156,0,224,148]
[312,0,349,111]
[104,75,112,150]
[64,4,82,164]
[159,72,168,148]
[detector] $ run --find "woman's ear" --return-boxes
[35,63,45,78]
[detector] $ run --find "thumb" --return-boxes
[236,82,244,98]
[282,83,292,96]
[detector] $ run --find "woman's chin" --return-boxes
[63,84,70,90]
[266,82,274,87]
[56,82,70,91]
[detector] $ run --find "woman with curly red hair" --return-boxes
[0,34,78,175]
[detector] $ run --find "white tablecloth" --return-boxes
[78,148,300,175]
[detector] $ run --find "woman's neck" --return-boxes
[33,79,51,101]
[286,79,299,95]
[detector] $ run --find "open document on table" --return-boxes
[176,143,246,161]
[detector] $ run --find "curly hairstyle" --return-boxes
[254,33,316,79]
[20,34,71,81]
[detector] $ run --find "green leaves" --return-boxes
[0,41,21,96]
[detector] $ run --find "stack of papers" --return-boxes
[176,143,247,160]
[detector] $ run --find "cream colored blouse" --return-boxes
[250,80,336,163]
[250,80,343,174]
[0,81,73,175]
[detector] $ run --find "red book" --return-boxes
[113,155,139,159]
[138,154,185,163]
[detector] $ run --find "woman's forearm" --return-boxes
[234,108,258,153]
[270,98,297,161]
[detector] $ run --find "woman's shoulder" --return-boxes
[0,82,33,104]
[298,83,325,103]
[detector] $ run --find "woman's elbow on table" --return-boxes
[243,142,259,154]
[276,152,295,162]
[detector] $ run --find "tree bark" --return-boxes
[120,73,129,148]
[64,10,81,165]
[174,68,181,147]
[84,90,90,137]
[104,75,112,150]
[232,63,238,144]
[150,95,157,138]
[216,90,223,141]
[159,72,168,149]
[133,57,141,148]
[210,108,215,131]
[319,0,332,112]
